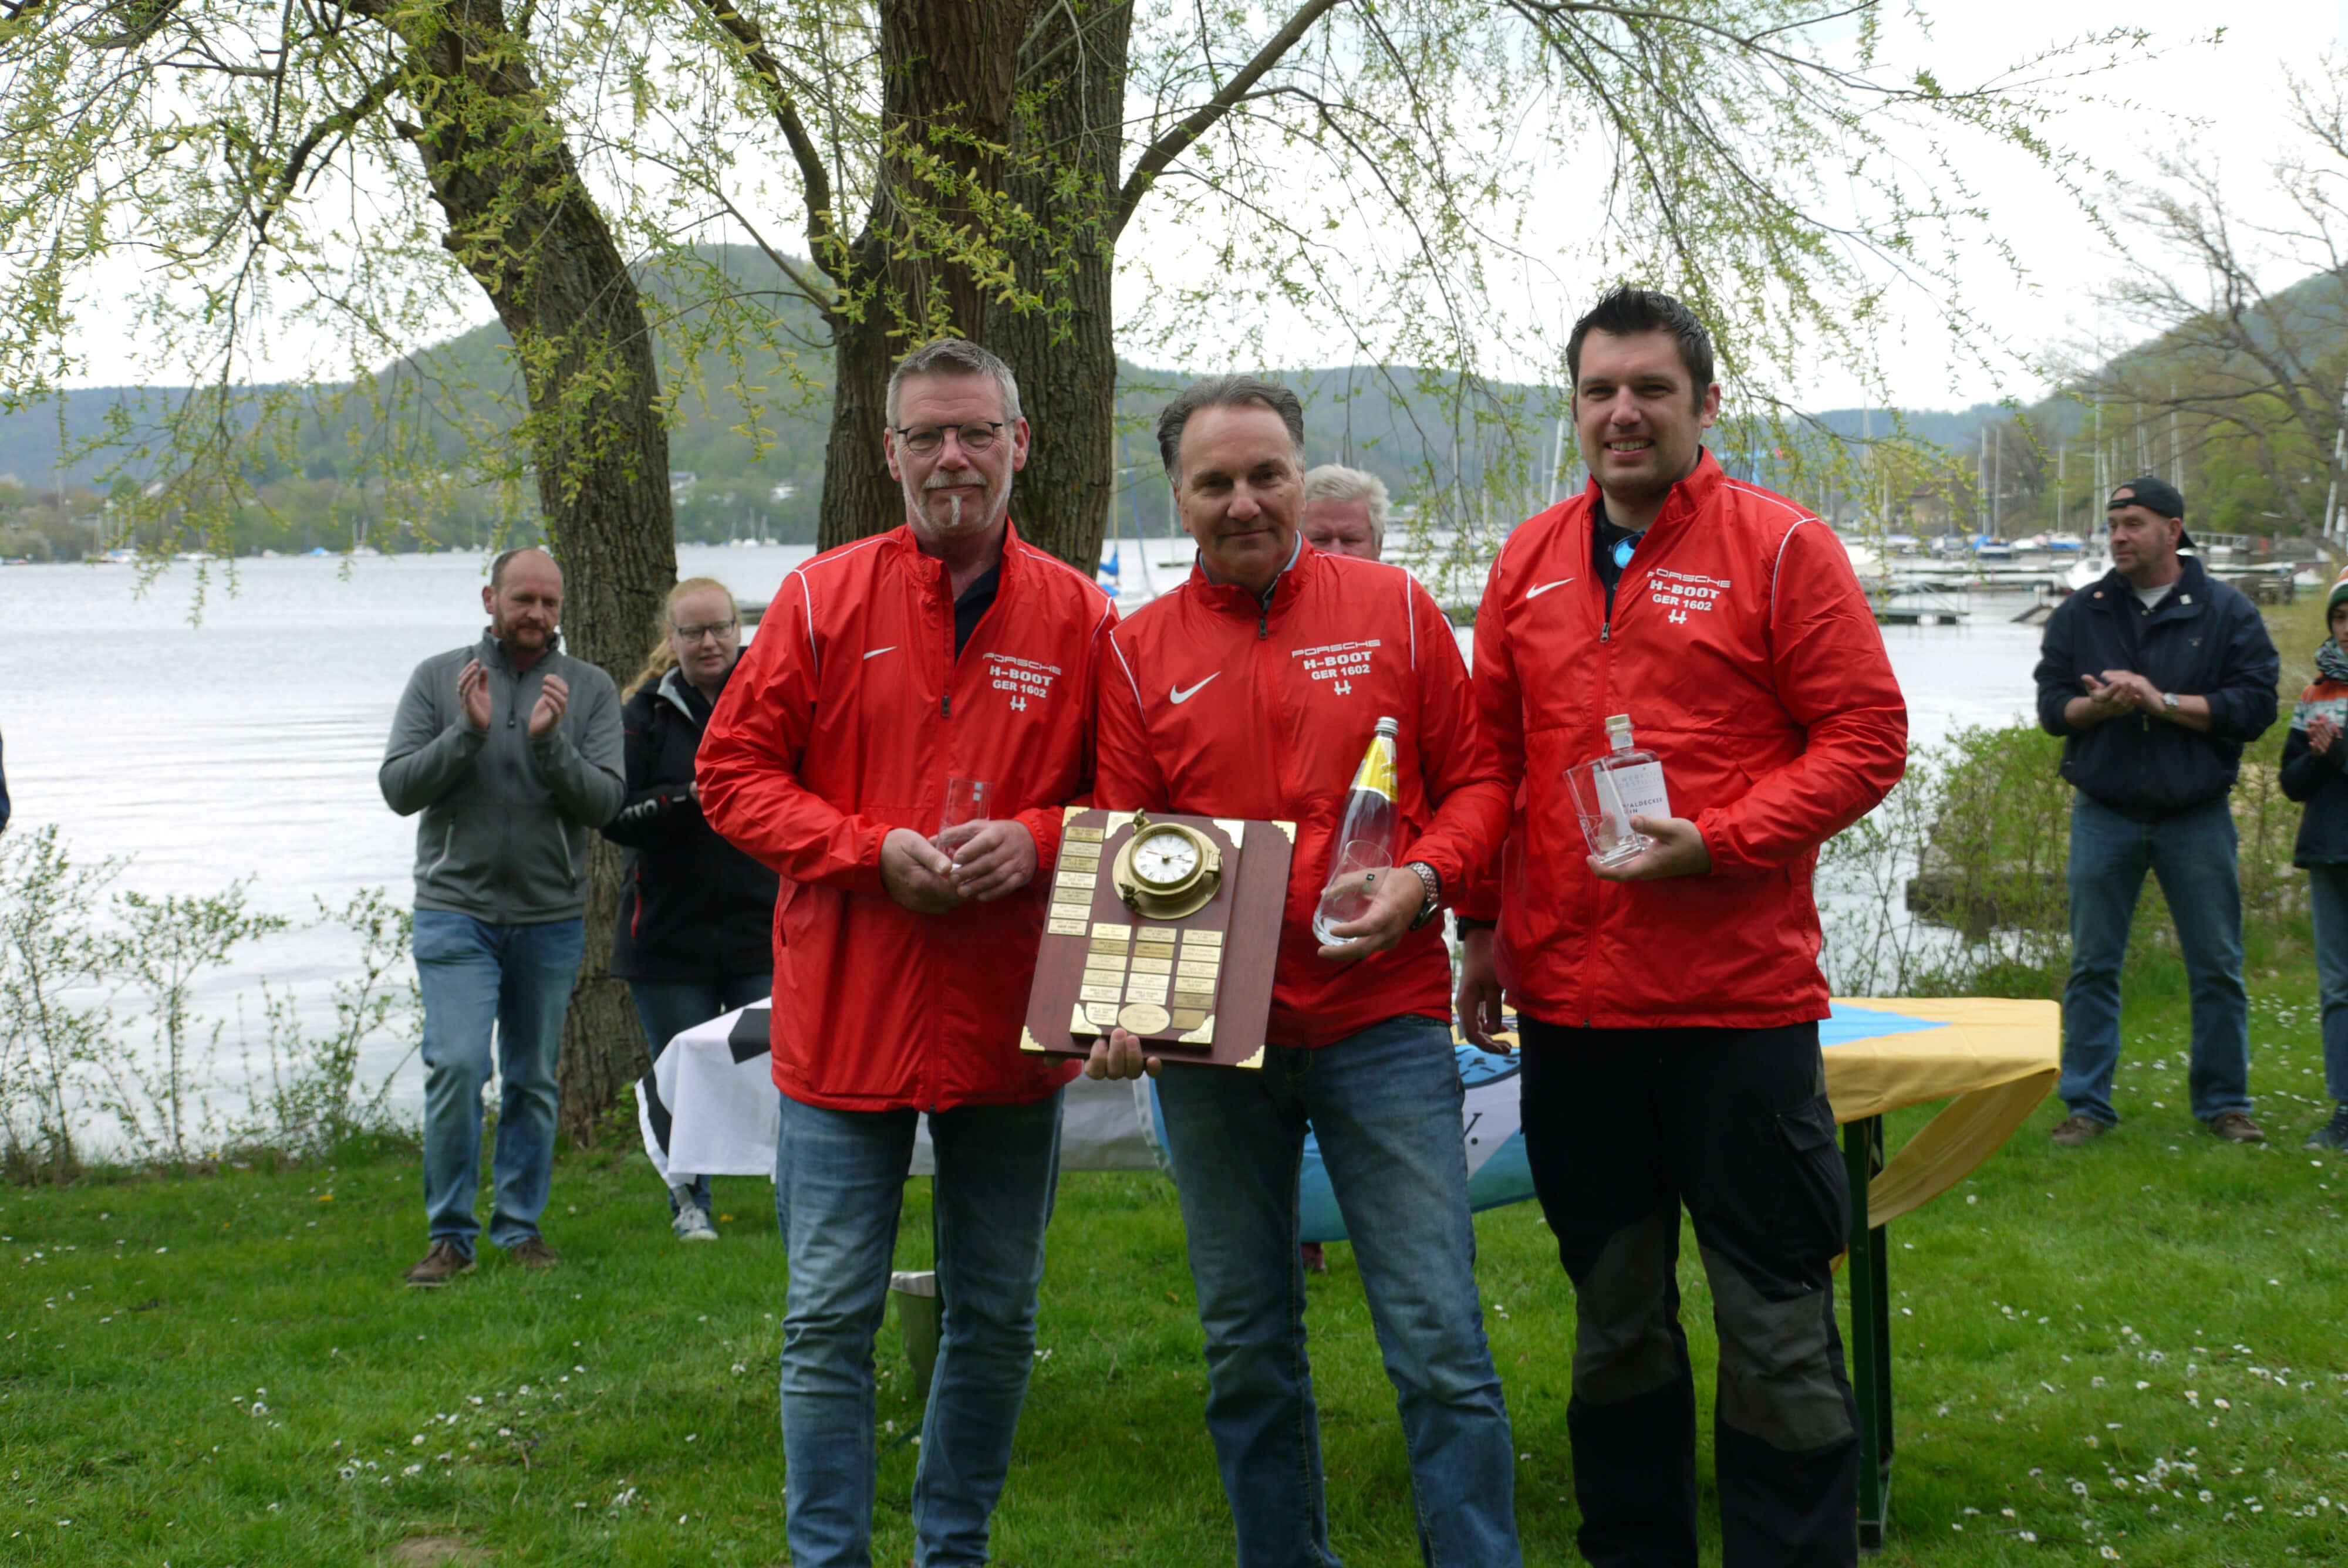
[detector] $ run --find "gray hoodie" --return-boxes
[380,631,625,923]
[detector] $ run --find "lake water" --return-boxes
[0,548,2043,1122]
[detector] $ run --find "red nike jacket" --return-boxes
[699,522,1115,1111]
[1096,542,1509,1048]
[1466,451,1907,1028]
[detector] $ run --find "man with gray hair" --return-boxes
[700,336,1117,1568]
[1302,461,1390,560]
[1088,374,1521,1566]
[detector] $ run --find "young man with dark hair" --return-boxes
[1457,286,1907,1566]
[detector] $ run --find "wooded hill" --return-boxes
[0,248,1570,558]
[13,248,2344,557]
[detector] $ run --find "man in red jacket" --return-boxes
[699,337,1116,1568]
[1456,289,1906,1567]
[1088,377,1522,1567]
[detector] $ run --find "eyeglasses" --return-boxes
[673,620,738,643]
[893,421,1006,456]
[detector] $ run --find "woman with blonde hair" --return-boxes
[602,577,778,1240]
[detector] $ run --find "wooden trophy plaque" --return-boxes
[1020,806,1294,1070]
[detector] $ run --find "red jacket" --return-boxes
[699,522,1115,1111]
[1466,452,1907,1028]
[1096,543,1509,1048]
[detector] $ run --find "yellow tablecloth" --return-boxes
[1824,996,2061,1228]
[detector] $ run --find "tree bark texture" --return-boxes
[392,0,676,1138]
[817,0,1036,550]
[993,1,1133,573]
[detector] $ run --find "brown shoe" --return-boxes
[2050,1114,2110,1147]
[2207,1111,2266,1144]
[506,1236,561,1270]
[403,1240,475,1288]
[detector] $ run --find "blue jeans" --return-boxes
[628,973,771,1220]
[1154,1014,1521,1568]
[774,1089,1063,1568]
[414,911,584,1256]
[2062,794,2253,1126]
[2307,866,2348,1107]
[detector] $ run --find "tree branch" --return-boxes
[1018,0,1132,86]
[258,64,402,239]
[88,0,185,47]
[677,0,841,283]
[1110,0,1343,241]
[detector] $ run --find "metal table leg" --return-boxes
[1844,1114,1893,1553]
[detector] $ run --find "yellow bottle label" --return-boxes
[1351,735,1398,800]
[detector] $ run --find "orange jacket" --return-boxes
[699,522,1115,1111]
[1096,543,1509,1048]
[1466,452,1907,1028]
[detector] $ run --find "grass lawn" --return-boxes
[4,965,2344,1567]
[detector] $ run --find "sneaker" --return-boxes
[2050,1114,2110,1147]
[2307,1109,2348,1153]
[505,1236,561,1270]
[403,1240,475,1288]
[673,1201,719,1243]
[2206,1111,2266,1145]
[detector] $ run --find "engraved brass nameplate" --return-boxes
[1118,1003,1172,1034]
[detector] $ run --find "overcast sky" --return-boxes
[1793,2,2348,409]
[48,2,2348,414]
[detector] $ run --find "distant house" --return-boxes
[1905,485,1954,535]
[669,471,698,501]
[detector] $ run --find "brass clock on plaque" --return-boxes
[1112,815,1222,919]
[1020,806,1293,1070]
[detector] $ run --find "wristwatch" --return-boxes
[2162,691,2181,716]
[1403,861,1442,930]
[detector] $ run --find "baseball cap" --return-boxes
[2107,476,2193,549]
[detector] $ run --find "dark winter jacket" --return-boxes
[2033,556,2279,820]
[2280,677,2348,866]
[602,664,779,979]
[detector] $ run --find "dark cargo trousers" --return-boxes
[1518,1018,1858,1568]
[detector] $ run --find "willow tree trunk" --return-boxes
[993,0,1135,573]
[817,0,1035,549]
[820,235,905,550]
[396,0,675,1140]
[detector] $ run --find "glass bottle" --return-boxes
[1572,713,1671,867]
[1312,717,1401,944]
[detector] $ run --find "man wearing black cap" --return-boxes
[2033,477,2278,1147]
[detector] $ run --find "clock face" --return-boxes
[1131,828,1200,887]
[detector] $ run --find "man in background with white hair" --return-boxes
[1301,462,1389,560]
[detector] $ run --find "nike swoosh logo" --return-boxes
[1168,673,1220,704]
[863,646,896,660]
[1524,579,1575,599]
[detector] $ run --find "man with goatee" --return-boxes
[699,337,1116,1567]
